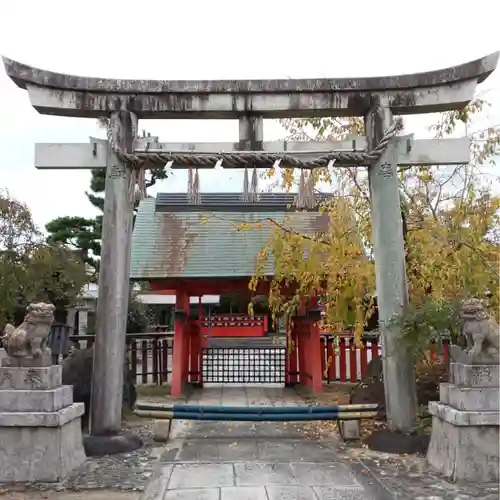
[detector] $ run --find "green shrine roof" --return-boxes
[129,193,329,280]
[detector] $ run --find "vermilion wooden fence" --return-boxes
[320,334,450,383]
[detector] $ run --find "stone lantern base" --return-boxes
[0,357,86,483]
[427,362,499,483]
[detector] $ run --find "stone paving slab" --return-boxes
[163,489,218,500]
[234,462,297,486]
[168,463,234,489]
[266,486,318,500]
[290,462,360,487]
[161,486,371,500]
[170,438,336,462]
[185,385,305,407]
[313,487,368,500]
[169,419,308,440]
[220,486,268,500]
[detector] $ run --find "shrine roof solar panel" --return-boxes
[129,193,329,279]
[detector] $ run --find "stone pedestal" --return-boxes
[427,362,500,482]
[0,359,86,483]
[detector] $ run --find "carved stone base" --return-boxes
[449,362,500,387]
[1,355,52,368]
[427,404,499,482]
[0,412,86,482]
[457,349,500,366]
[0,364,86,483]
[0,365,61,390]
[439,382,499,411]
[0,386,74,413]
[427,363,500,483]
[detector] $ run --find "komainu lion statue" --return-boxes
[1,302,56,358]
[460,298,500,364]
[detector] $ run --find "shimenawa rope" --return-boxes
[115,118,403,170]
[110,118,402,202]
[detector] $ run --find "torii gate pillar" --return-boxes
[366,106,418,432]
[90,111,138,441]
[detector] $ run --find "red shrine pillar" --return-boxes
[296,317,309,388]
[285,316,299,386]
[172,290,190,397]
[308,297,323,394]
[294,297,323,394]
[188,297,203,386]
[183,313,190,385]
[296,297,309,389]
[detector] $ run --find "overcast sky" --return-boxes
[0,0,498,230]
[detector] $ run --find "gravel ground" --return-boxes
[0,492,141,500]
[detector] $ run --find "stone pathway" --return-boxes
[141,385,380,499]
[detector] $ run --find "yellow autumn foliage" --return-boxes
[405,192,499,317]
[250,99,500,341]
[248,197,376,345]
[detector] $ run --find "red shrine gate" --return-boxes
[148,280,324,397]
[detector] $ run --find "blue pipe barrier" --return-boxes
[165,412,373,421]
[135,409,378,421]
[135,403,378,415]
[134,402,379,421]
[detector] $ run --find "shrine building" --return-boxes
[130,192,329,396]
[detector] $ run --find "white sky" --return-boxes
[0,0,499,230]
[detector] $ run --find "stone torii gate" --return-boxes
[2,53,497,448]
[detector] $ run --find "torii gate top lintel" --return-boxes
[2,52,498,119]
